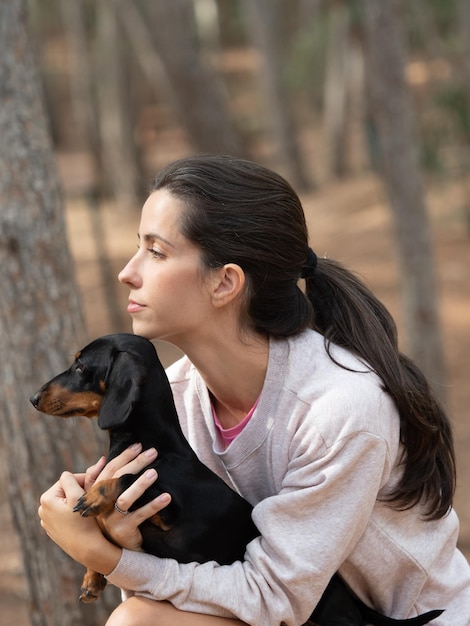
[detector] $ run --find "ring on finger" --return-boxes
[114,503,129,516]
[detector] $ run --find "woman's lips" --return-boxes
[127,299,145,313]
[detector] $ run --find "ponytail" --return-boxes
[306,258,456,519]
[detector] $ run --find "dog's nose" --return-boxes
[30,392,40,408]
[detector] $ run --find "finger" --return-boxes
[97,471,171,553]
[112,447,158,479]
[101,486,171,553]
[58,471,86,508]
[84,456,107,490]
[73,473,87,488]
[39,478,65,506]
[95,443,143,480]
[113,468,159,513]
[38,472,82,519]
[129,492,171,526]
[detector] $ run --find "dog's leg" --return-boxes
[79,568,107,603]
[73,478,123,517]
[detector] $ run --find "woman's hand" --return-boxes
[38,443,172,573]
[86,444,171,552]
[38,470,122,574]
[95,445,172,551]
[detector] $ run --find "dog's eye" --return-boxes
[75,361,86,373]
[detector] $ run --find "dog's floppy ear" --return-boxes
[98,351,146,429]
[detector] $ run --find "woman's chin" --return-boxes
[130,321,156,340]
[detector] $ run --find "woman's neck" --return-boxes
[183,331,269,429]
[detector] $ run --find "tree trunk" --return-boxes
[58,0,101,159]
[458,0,470,233]
[0,1,117,623]
[95,1,141,212]
[143,0,247,157]
[242,0,313,190]
[59,0,128,332]
[461,0,470,97]
[361,0,446,392]
[115,0,174,109]
[323,1,351,178]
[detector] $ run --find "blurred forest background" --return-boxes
[0,0,469,624]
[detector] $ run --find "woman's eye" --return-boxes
[147,248,164,259]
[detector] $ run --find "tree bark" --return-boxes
[95,0,141,212]
[458,0,470,233]
[323,1,351,177]
[0,1,116,623]
[242,0,313,189]
[143,0,247,157]
[461,0,470,96]
[58,0,101,158]
[361,0,446,391]
[59,0,128,332]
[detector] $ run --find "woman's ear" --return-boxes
[211,263,245,308]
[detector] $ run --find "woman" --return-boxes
[39,155,470,625]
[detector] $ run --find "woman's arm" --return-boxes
[38,445,171,575]
[104,433,391,625]
[39,434,389,624]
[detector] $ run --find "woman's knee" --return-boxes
[106,596,247,626]
[106,596,160,626]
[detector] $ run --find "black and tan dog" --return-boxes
[31,333,443,626]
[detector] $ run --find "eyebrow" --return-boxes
[138,232,175,248]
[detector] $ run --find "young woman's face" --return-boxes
[118,189,215,346]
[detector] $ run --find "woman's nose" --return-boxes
[118,255,141,287]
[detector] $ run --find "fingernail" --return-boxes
[145,469,157,480]
[159,493,171,504]
[130,443,142,451]
[144,447,157,458]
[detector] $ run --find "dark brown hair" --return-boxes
[151,154,455,520]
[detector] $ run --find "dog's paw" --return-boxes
[79,571,107,603]
[73,479,120,517]
[73,493,102,517]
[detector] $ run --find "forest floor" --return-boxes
[1,161,469,624]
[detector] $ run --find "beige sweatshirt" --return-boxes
[106,330,470,625]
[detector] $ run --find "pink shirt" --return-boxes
[211,397,260,449]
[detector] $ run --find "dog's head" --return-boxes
[30,334,154,430]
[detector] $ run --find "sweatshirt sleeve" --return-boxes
[106,430,392,625]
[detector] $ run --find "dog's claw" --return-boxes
[73,495,85,513]
[79,586,96,602]
[79,589,98,603]
[73,495,99,517]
